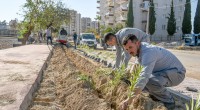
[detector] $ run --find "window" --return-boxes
[177,16,181,21]
[176,26,181,31]
[162,25,166,30]
[179,6,183,11]
[154,3,158,7]
[163,14,166,19]
[179,0,183,2]
[165,4,168,9]
[132,3,136,8]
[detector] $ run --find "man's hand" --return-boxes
[119,97,134,110]
[130,63,140,73]
[119,88,142,110]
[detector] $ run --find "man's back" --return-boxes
[46,28,51,37]
[134,42,186,89]
[138,43,186,74]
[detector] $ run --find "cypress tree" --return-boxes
[126,0,134,27]
[149,0,156,35]
[182,0,192,34]
[193,0,200,34]
[167,0,176,36]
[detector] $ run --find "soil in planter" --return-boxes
[29,45,186,110]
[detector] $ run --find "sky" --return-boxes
[0,0,198,24]
[0,0,97,22]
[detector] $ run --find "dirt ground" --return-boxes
[29,45,186,110]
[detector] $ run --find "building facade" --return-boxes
[91,21,99,31]
[151,0,185,41]
[76,13,81,35]
[97,0,128,27]
[97,0,186,42]
[69,10,77,35]
[65,10,81,36]
[0,20,18,37]
[81,17,92,33]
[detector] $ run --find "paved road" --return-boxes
[168,49,200,80]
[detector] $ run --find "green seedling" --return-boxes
[128,64,143,97]
[110,64,126,87]
[77,74,95,89]
[186,93,200,110]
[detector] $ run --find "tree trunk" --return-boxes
[22,31,31,45]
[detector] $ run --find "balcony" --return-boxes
[97,6,100,9]
[107,2,114,7]
[97,0,100,3]
[108,22,114,25]
[120,16,127,22]
[116,5,128,13]
[121,5,128,11]
[108,20,114,25]
[142,20,147,23]
[96,11,100,15]
[115,0,128,4]
[106,12,114,16]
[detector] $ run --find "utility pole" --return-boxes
[146,1,150,34]
[146,7,150,34]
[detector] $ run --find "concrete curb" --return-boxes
[163,46,200,51]
[19,49,53,110]
[167,88,195,104]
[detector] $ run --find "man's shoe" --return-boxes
[149,94,160,101]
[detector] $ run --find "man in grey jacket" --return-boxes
[104,28,150,69]
[120,34,185,110]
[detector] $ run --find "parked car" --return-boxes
[79,33,97,49]
[183,34,200,46]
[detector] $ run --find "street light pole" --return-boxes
[146,1,150,34]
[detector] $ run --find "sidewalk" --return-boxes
[0,45,52,110]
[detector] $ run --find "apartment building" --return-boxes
[97,0,109,26]
[97,0,185,41]
[81,17,92,33]
[65,10,81,36]
[97,0,128,27]
[91,21,99,31]
[69,10,77,35]
[114,0,128,26]
[76,13,81,35]
[151,0,185,41]
[0,20,18,37]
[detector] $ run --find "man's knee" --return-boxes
[167,72,185,86]
[146,77,164,93]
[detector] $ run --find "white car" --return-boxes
[80,33,97,49]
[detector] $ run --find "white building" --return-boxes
[69,10,77,35]
[151,0,185,41]
[81,17,92,33]
[76,13,81,35]
[65,10,81,36]
[91,21,99,31]
[97,0,128,27]
[97,0,186,42]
